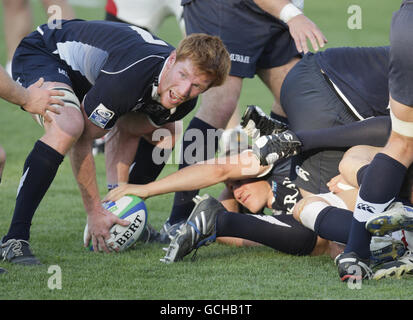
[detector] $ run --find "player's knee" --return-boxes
[34,86,82,131]
[293,196,330,231]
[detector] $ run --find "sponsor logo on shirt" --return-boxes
[295,165,310,182]
[89,103,115,128]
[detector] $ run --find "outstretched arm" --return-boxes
[104,150,271,201]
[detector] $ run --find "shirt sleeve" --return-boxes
[83,72,138,129]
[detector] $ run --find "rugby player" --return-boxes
[165,0,327,238]
[0,64,63,273]
[0,19,230,264]
[335,0,413,282]
[251,46,390,198]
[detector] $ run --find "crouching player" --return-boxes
[0,19,230,264]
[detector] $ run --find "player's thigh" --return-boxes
[281,54,356,131]
[183,0,297,79]
[39,81,84,154]
[256,56,300,102]
[195,76,243,128]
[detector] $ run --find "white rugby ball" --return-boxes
[84,195,147,252]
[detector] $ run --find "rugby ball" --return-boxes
[84,195,147,252]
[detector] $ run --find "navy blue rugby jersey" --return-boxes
[315,46,390,120]
[37,19,197,128]
[238,158,302,215]
[265,159,302,215]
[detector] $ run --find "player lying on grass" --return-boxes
[0,19,230,264]
[107,143,410,279]
[105,148,369,261]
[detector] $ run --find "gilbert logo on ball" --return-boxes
[84,195,147,252]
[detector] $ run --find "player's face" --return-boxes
[226,179,271,213]
[158,52,213,109]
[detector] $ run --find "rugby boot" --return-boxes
[160,194,225,264]
[369,235,406,268]
[0,238,42,265]
[253,130,302,166]
[372,250,413,280]
[335,251,373,282]
[366,202,413,236]
[241,105,288,138]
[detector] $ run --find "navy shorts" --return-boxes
[281,54,359,194]
[12,30,90,100]
[389,1,413,106]
[183,0,300,78]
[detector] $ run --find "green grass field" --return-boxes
[1,0,413,305]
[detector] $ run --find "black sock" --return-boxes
[313,206,353,244]
[168,117,219,224]
[128,138,171,184]
[4,140,64,241]
[216,211,317,256]
[295,116,391,152]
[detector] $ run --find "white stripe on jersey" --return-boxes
[54,41,108,84]
[36,26,44,35]
[101,55,166,75]
[246,214,292,228]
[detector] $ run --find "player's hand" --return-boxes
[84,207,130,253]
[103,184,150,202]
[287,14,327,53]
[23,78,64,122]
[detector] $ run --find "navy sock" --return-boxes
[345,153,407,259]
[216,211,317,255]
[356,164,369,186]
[128,138,171,184]
[4,140,64,241]
[295,116,391,152]
[313,206,353,244]
[168,117,219,224]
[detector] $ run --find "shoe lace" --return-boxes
[1,239,28,260]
